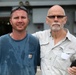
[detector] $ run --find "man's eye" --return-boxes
[57,16,65,18]
[21,17,26,19]
[47,15,65,19]
[47,16,55,18]
[14,17,19,19]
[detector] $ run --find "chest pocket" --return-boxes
[25,52,35,66]
[40,41,50,59]
[53,47,76,71]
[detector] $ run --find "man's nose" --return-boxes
[54,16,58,20]
[54,16,58,22]
[18,18,22,22]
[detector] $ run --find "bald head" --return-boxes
[47,5,66,16]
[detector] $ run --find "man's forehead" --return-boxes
[47,6,65,15]
[13,9,27,13]
[12,9,27,15]
[11,10,28,18]
[48,10,65,15]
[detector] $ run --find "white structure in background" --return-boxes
[0,0,76,36]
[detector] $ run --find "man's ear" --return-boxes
[28,18,30,25]
[9,18,12,26]
[46,17,49,25]
[64,16,67,24]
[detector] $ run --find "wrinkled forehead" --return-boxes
[10,9,28,18]
[47,5,65,16]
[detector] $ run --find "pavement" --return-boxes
[36,66,41,75]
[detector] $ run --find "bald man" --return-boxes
[33,5,76,75]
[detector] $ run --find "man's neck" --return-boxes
[10,31,27,40]
[51,29,67,45]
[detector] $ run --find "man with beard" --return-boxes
[33,5,76,75]
[0,6,40,75]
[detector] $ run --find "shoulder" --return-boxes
[28,34,40,49]
[66,30,76,43]
[28,34,39,43]
[0,34,9,41]
[0,34,10,46]
[70,34,76,43]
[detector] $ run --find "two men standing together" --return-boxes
[0,5,76,75]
